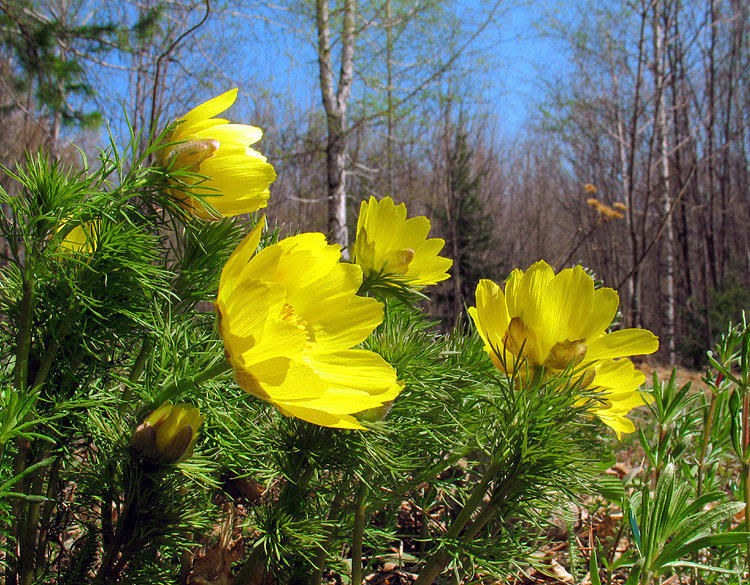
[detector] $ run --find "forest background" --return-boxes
[0,0,747,368]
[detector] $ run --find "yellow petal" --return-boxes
[577,286,619,340]
[591,358,646,392]
[514,260,554,331]
[503,268,524,316]
[196,123,262,146]
[595,409,636,439]
[274,402,365,429]
[473,279,509,343]
[586,329,659,361]
[305,349,400,393]
[285,263,363,323]
[541,266,594,342]
[180,88,237,131]
[353,196,451,286]
[238,357,327,402]
[282,382,403,415]
[243,317,307,363]
[219,280,272,357]
[218,219,266,302]
[311,295,384,350]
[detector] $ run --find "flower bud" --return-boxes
[55,219,99,258]
[131,401,205,465]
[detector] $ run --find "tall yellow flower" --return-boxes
[160,88,277,220]
[217,219,403,429]
[353,196,452,288]
[468,260,658,435]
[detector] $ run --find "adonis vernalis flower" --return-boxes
[468,260,658,435]
[55,220,99,261]
[216,219,402,429]
[160,88,276,220]
[353,196,452,288]
[131,401,205,464]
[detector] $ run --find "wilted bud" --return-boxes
[130,401,205,465]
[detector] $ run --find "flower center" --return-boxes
[281,303,313,349]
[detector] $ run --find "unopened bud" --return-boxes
[131,401,205,465]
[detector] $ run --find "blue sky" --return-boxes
[231,0,571,135]
[85,0,573,145]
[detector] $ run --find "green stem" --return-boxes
[19,447,50,585]
[14,274,36,391]
[418,485,436,557]
[31,314,76,391]
[697,392,718,498]
[139,359,232,418]
[235,436,318,584]
[459,504,496,543]
[412,461,501,585]
[311,477,352,585]
[606,521,627,585]
[351,481,369,585]
[95,466,157,584]
[34,456,61,579]
[694,391,718,585]
[7,438,31,585]
[7,275,37,585]
[121,338,154,409]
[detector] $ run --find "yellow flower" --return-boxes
[160,88,277,220]
[55,220,99,259]
[469,261,658,373]
[217,219,403,429]
[130,401,205,464]
[468,260,658,436]
[352,196,452,288]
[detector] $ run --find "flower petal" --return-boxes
[274,402,365,429]
[218,220,266,302]
[471,279,510,355]
[180,88,237,131]
[239,357,327,402]
[311,295,384,350]
[586,329,659,361]
[196,123,262,146]
[305,349,400,394]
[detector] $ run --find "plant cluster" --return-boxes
[0,89,746,585]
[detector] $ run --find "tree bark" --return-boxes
[316,0,356,252]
